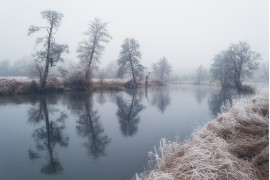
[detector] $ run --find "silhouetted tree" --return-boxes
[152,57,172,83]
[210,42,260,91]
[28,10,69,92]
[195,65,208,84]
[0,60,11,76]
[210,52,232,87]
[98,69,106,84]
[77,18,111,85]
[117,38,145,88]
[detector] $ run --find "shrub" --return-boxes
[64,71,89,91]
[47,77,64,92]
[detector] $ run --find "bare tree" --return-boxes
[98,69,106,84]
[152,57,172,83]
[117,38,145,88]
[28,62,44,85]
[195,65,208,84]
[227,42,260,90]
[210,41,260,91]
[0,60,11,76]
[28,10,69,92]
[77,18,112,85]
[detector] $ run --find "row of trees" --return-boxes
[28,10,172,92]
[28,10,263,93]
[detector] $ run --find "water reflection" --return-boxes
[208,88,236,117]
[0,84,252,180]
[27,95,68,174]
[96,91,106,105]
[115,90,145,136]
[194,86,208,104]
[67,93,111,159]
[151,86,171,113]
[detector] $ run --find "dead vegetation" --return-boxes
[0,78,64,95]
[136,89,269,180]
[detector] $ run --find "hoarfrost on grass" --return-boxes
[136,87,269,180]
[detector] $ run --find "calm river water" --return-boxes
[0,84,236,180]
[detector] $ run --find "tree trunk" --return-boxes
[85,33,97,89]
[145,72,150,86]
[40,24,53,93]
[40,61,50,92]
[128,49,137,88]
[130,62,137,88]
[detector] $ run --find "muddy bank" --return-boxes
[136,89,269,180]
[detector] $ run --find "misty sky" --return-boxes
[0,0,268,75]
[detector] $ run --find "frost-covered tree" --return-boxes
[226,42,260,90]
[28,10,69,92]
[117,38,145,88]
[152,57,172,83]
[210,41,260,91]
[77,18,112,84]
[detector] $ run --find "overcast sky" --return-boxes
[0,0,268,74]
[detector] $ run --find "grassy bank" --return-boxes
[0,78,162,95]
[135,89,269,180]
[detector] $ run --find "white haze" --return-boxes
[0,0,268,75]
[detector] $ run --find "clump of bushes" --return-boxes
[239,84,256,93]
[93,80,125,91]
[0,78,65,95]
[64,71,89,91]
[0,79,39,95]
[47,77,64,92]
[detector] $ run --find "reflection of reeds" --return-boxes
[136,89,269,180]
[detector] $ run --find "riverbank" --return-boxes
[0,78,162,95]
[135,88,269,180]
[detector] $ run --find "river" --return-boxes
[0,84,238,180]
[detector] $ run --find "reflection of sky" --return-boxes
[0,84,224,180]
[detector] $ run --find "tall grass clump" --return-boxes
[135,88,268,180]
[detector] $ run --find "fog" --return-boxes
[0,0,268,75]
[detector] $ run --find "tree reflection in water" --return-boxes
[67,92,111,160]
[27,95,68,175]
[151,86,171,113]
[194,86,208,104]
[208,88,237,117]
[115,90,145,137]
[96,91,106,105]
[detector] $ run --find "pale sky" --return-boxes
[0,0,268,74]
